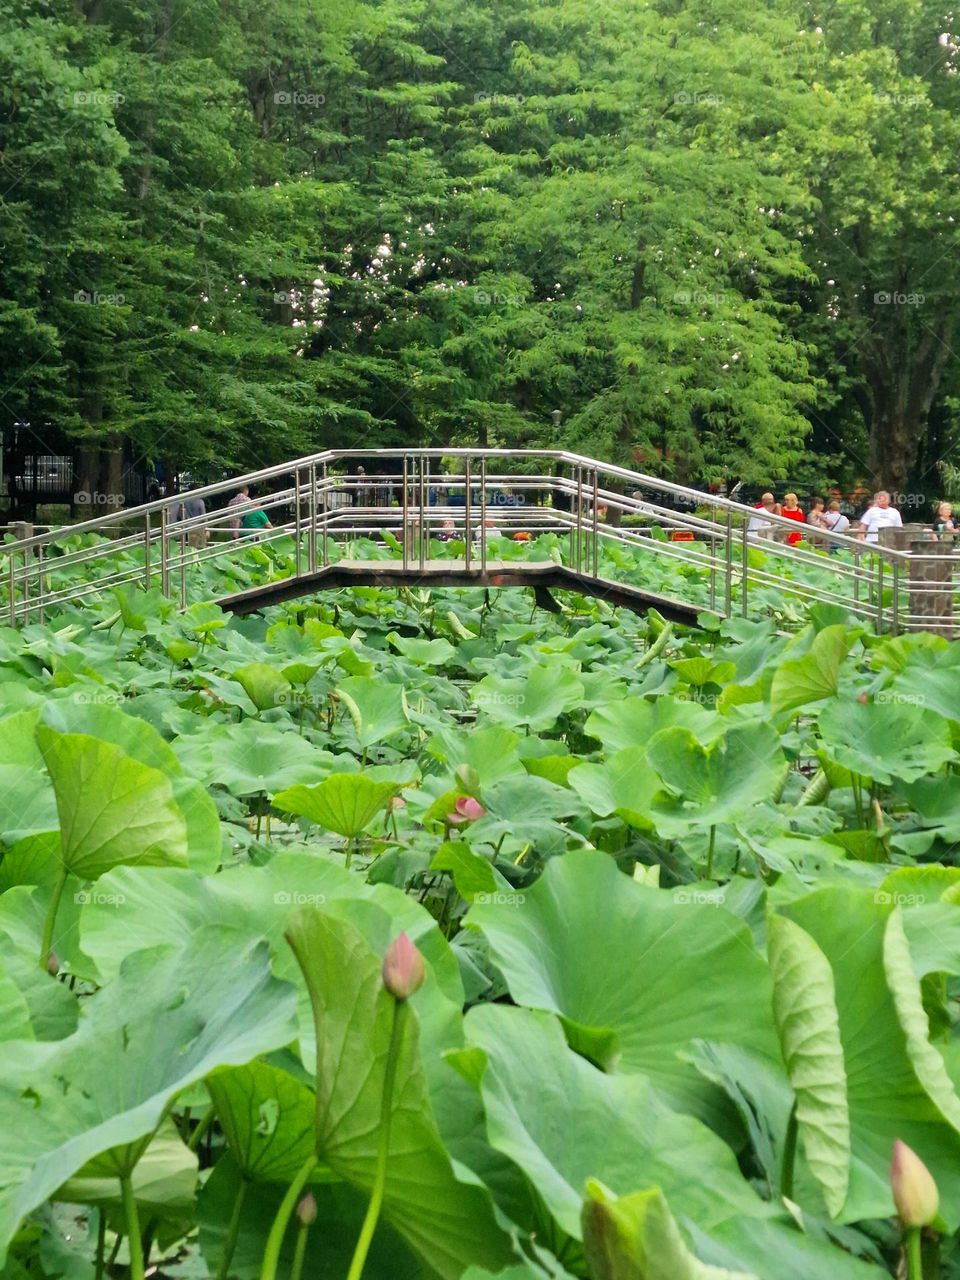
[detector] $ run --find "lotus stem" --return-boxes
[187,1104,215,1152]
[259,1155,316,1280]
[290,1221,309,1280]
[905,1227,922,1280]
[346,999,408,1280]
[216,1177,248,1280]
[706,825,717,881]
[780,1101,798,1200]
[119,1174,145,1280]
[94,1210,107,1280]
[40,865,69,971]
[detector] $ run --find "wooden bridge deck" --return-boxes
[216,558,702,625]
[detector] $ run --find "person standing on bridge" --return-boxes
[747,492,777,539]
[821,500,850,552]
[856,490,902,544]
[780,493,805,546]
[241,494,272,537]
[179,489,209,550]
[227,484,250,539]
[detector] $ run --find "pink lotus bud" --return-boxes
[382,932,425,1000]
[46,950,59,977]
[296,1192,317,1227]
[891,1139,939,1228]
[857,691,869,704]
[447,795,486,825]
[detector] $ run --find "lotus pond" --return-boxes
[3,543,960,1280]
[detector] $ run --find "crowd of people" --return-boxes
[747,490,956,549]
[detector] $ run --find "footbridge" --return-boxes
[2,449,955,635]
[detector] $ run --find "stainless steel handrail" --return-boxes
[2,450,954,633]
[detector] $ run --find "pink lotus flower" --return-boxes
[382,932,425,1000]
[447,795,486,825]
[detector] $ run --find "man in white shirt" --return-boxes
[856,490,902,543]
[747,492,777,539]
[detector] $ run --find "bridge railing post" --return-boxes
[294,469,302,577]
[144,512,152,589]
[723,511,733,617]
[591,468,599,577]
[740,517,749,618]
[464,458,472,571]
[480,457,487,574]
[160,505,170,597]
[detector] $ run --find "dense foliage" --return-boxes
[3,550,960,1277]
[3,0,960,494]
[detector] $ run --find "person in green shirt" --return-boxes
[240,503,272,535]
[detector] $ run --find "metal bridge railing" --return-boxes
[1,448,955,635]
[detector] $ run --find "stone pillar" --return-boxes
[12,521,33,542]
[879,523,955,637]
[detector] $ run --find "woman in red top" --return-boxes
[780,492,805,546]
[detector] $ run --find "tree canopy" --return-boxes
[1,0,958,496]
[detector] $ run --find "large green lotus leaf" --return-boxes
[462,1006,882,1280]
[274,774,399,838]
[0,710,58,841]
[0,951,77,1041]
[767,914,849,1216]
[782,889,960,1225]
[769,625,855,719]
[0,831,61,890]
[37,700,182,775]
[284,908,513,1280]
[568,748,661,829]
[198,1150,424,1280]
[585,696,724,753]
[173,721,343,796]
[335,676,409,749]
[466,849,779,1124]
[387,633,456,667]
[817,699,955,785]
[430,841,499,903]
[231,662,292,712]
[206,1057,315,1183]
[169,775,222,872]
[36,724,189,879]
[582,1181,755,1280]
[898,776,960,840]
[470,666,585,732]
[426,725,522,786]
[57,1120,197,1215]
[0,964,32,1041]
[646,723,788,836]
[0,929,297,1259]
[884,645,960,723]
[76,853,461,1001]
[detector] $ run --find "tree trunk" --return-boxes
[861,318,953,495]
